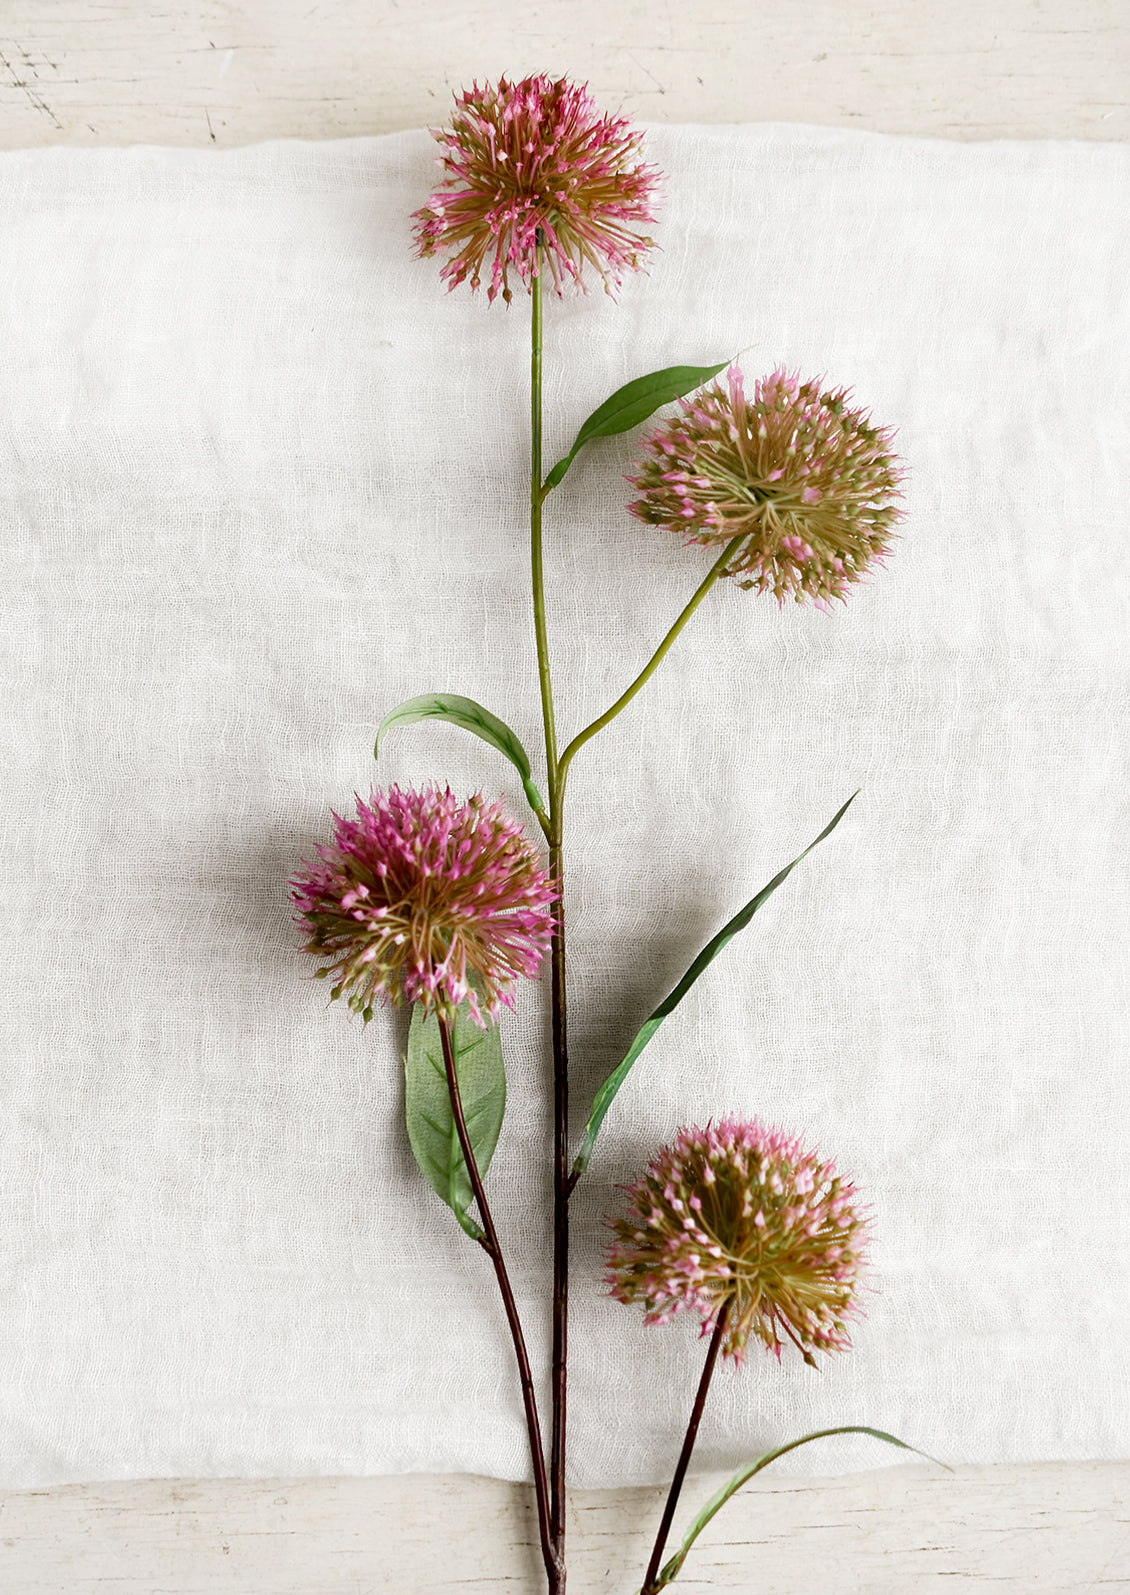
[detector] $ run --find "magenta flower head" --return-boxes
[606,1117,869,1365]
[412,73,659,304]
[628,366,904,611]
[290,785,555,1026]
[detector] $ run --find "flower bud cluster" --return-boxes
[629,367,903,610]
[291,785,554,1025]
[606,1117,869,1363]
[412,73,659,303]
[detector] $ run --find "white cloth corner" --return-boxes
[0,123,1127,1489]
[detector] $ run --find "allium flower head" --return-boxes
[290,785,554,1026]
[628,366,904,610]
[412,74,659,303]
[606,1117,869,1364]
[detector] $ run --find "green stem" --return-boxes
[555,537,747,800]
[528,241,570,1582]
[530,245,558,811]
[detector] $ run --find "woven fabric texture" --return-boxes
[1,124,1127,1488]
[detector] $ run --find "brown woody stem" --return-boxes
[436,1012,562,1590]
[641,1299,731,1595]
[548,833,568,1561]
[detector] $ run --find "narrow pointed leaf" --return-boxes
[572,793,858,1181]
[375,692,545,813]
[651,1426,947,1591]
[404,1005,506,1241]
[543,360,731,492]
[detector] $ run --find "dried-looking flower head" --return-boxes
[290,785,554,1026]
[628,366,904,610]
[412,73,659,303]
[606,1117,869,1364]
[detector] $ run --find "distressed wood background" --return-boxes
[0,2,1127,1591]
[0,0,1128,146]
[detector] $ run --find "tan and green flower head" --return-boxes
[628,366,904,611]
[606,1117,869,1364]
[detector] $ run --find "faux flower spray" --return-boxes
[291,74,932,1594]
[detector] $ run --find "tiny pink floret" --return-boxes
[628,366,905,609]
[605,1116,869,1364]
[412,73,660,304]
[290,785,555,1025]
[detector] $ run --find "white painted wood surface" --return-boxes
[0,0,1127,147]
[1,1463,1127,1593]
[1,2,1127,1590]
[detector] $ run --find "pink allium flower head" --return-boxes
[412,74,659,304]
[605,1117,869,1365]
[290,786,555,1026]
[628,366,904,611]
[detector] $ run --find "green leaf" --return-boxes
[543,360,732,492]
[571,793,859,1182]
[375,693,545,814]
[649,1426,947,1592]
[404,1006,507,1241]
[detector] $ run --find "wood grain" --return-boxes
[0,0,1127,150]
[1,1463,1128,1593]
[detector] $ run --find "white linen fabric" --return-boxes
[1,123,1127,1491]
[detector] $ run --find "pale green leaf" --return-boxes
[375,693,545,814]
[404,1006,506,1241]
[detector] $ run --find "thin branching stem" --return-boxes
[556,537,748,801]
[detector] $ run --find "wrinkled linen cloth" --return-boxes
[1,124,1127,1490]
